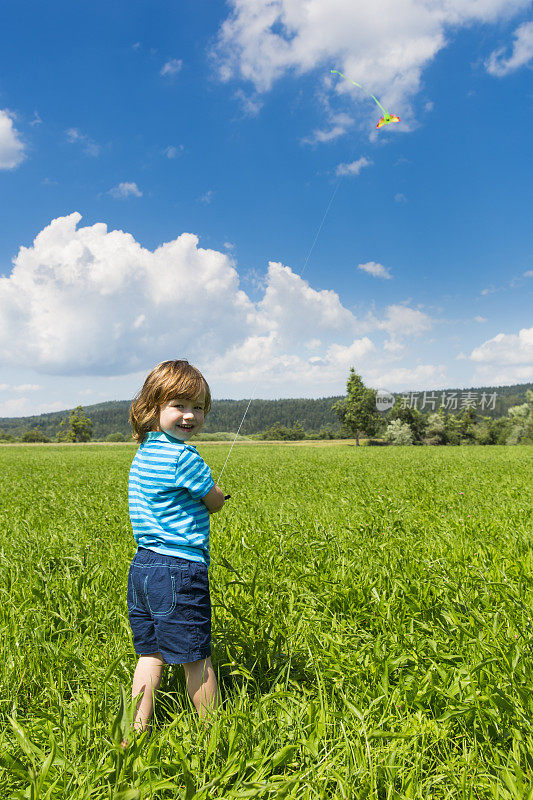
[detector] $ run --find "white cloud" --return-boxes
[469,326,533,391]
[524,270,533,278]
[358,261,392,279]
[367,363,447,391]
[213,0,530,125]
[164,145,183,159]
[335,156,372,177]
[14,384,42,392]
[0,397,66,417]
[485,20,533,76]
[160,59,183,77]
[234,88,263,116]
[199,189,214,204]
[474,316,487,323]
[0,213,443,397]
[302,112,354,144]
[378,305,432,337]
[383,339,404,354]
[470,326,533,365]
[0,110,26,169]
[0,213,255,376]
[65,127,101,157]
[108,182,143,199]
[394,193,407,204]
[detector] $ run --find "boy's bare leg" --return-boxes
[183,656,218,719]
[131,652,165,731]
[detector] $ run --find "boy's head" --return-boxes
[129,360,212,442]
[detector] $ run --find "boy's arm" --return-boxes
[201,484,226,513]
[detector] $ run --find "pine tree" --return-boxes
[332,368,380,446]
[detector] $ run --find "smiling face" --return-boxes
[158,391,206,441]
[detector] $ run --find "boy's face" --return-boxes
[159,391,206,441]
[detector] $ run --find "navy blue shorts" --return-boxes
[127,547,211,665]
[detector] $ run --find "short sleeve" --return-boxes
[175,447,214,500]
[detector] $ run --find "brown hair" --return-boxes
[129,360,212,442]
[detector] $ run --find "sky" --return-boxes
[0,0,532,417]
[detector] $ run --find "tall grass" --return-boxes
[1,443,532,798]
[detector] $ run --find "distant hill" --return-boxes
[1,382,531,441]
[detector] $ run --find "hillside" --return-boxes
[0,382,531,441]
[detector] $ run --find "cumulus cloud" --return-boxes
[0,214,443,396]
[358,261,392,279]
[470,326,533,365]
[0,213,257,376]
[160,59,183,77]
[470,326,533,383]
[335,156,372,177]
[366,363,447,391]
[214,0,530,125]
[0,110,26,169]
[108,182,142,199]
[379,305,432,337]
[485,20,533,76]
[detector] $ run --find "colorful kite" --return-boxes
[331,70,400,130]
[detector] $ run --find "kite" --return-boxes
[331,70,400,129]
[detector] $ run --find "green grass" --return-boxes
[1,443,533,799]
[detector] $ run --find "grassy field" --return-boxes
[1,443,532,799]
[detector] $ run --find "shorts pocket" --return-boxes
[126,567,138,611]
[144,566,189,618]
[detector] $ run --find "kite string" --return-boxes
[216,171,345,485]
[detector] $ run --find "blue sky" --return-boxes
[0,0,532,417]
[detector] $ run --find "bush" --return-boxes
[384,420,414,446]
[260,421,306,440]
[21,428,51,443]
[106,432,126,442]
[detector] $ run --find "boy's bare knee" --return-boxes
[183,656,211,675]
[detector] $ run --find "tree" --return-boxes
[425,410,447,445]
[506,391,533,445]
[22,428,51,443]
[261,420,306,440]
[384,419,414,446]
[386,401,426,442]
[107,432,126,442]
[57,406,93,442]
[332,368,380,446]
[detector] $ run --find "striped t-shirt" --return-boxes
[128,431,215,566]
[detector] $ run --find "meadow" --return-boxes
[1,442,532,799]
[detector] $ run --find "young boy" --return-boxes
[126,359,226,734]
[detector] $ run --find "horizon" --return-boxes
[1,1,532,417]
[1,380,531,422]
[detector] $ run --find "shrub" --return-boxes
[106,432,126,442]
[384,420,414,446]
[21,428,51,443]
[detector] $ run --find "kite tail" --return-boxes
[331,69,388,116]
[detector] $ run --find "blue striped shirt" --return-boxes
[128,431,215,566]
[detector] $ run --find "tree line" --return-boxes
[1,372,532,445]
